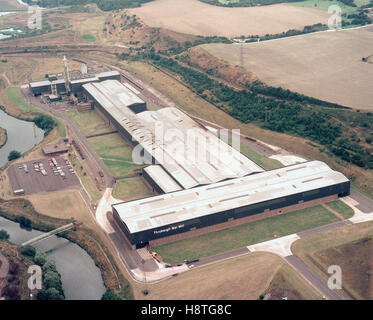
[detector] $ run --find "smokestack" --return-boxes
[63,55,71,93]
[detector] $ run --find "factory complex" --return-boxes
[26,61,351,249]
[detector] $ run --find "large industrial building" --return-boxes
[112,161,350,247]
[29,70,121,96]
[82,79,264,191]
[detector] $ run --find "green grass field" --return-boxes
[326,199,354,219]
[88,133,144,177]
[292,0,362,15]
[240,143,283,170]
[81,34,97,42]
[64,109,111,136]
[155,204,341,264]
[6,87,39,113]
[68,153,102,201]
[112,176,153,201]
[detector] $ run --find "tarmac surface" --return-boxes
[7,156,79,195]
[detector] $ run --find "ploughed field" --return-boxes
[129,0,331,37]
[203,25,373,111]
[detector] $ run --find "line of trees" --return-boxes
[23,0,154,11]
[147,55,373,169]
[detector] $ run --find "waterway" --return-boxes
[0,216,106,300]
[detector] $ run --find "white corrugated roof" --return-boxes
[113,161,349,234]
[143,165,182,193]
[83,80,264,190]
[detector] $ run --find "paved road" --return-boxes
[297,220,353,239]
[191,247,250,269]
[285,255,343,300]
[350,188,373,213]
[107,212,158,272]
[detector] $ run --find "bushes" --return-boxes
[36,260,65,300]
[21,245,36,258]
[0,229,10,240]
[8,150,21,161]
[101,290,121,300]
[16,216,32,229]
[33,114,56,134]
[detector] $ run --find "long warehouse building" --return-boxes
[82,79,264,190]
[112,160,350,247]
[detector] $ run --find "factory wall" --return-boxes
[113,180,350,247]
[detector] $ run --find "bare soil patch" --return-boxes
[203,25,373,111]
[129,0,330,37]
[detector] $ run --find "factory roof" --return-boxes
[29,79,65,88]
[143,165,183,193]
[83,79,145,108]
[96,70,120,78]
[70,77,99,84]
[83,79,264,189]
[112,161,349,234]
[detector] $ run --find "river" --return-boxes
[0,109,44,168]
[0,216,106,300]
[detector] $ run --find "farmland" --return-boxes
[202,25,373,111]
[129,0,331,37]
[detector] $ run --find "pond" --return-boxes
[0,216,106,300]
[0,109,44,168]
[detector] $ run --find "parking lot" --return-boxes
[8,156,80,195]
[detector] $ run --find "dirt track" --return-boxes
[129,0,330,37]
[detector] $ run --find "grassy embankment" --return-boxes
[155,204,342,264]
[133,251,321,300]
[0,240,34,300]
[292,220,373,300]
[0,127,7,148]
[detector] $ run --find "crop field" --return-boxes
[129,0,330,37]
[154,204,341,264]
[203,25,373,111]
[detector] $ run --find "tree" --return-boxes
[0,229,9,240]
[21,245,36,258]
[8,150,21,161]
[43,271,63,293]
[101,290,121,300]
[16,216,32,229]
[42,260,57,273]
[37,288,64,300]
[33,252,47,266]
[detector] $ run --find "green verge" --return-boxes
[155,204,341,264]
[112,177,153,201]
[6,87,39,113]
[325,199,355,219]
[240,143,283,170]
